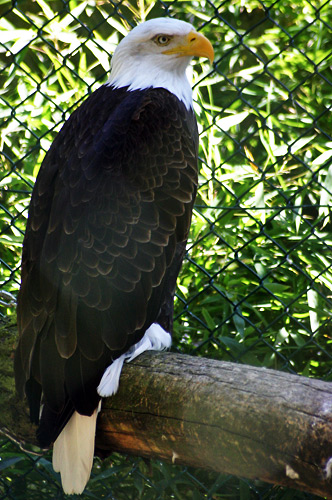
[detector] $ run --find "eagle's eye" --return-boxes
[154,34,172,46]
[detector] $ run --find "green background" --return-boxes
[0,0,331,498]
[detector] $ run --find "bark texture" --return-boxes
[1,317,332,498]
[95,352,332,498]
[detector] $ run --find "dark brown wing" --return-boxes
[15,85,198,445]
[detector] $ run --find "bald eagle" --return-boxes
[15,18,214,494]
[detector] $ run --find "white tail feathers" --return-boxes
[97,323,171,397]
[53,405,100,495]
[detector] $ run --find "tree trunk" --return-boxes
[1,317,332,498]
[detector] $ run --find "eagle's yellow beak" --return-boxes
[163,31,214,64]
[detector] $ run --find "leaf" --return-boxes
[313,149,332,166]
[86,40,111,72]
[36,0,55,19]
[216,111,249,131]
[220,336,243,354]
[319,163,332,223]
[202,308,216,330]
[233,311,245,339]
[264,283,290,294]
[272,135,315,156]
[0,456,24,471]
[307,289,320,333]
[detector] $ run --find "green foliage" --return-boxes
[172,0,332,381]
[0,438,323,499]
[0,0,331,498]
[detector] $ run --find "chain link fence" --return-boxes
[1,0,331,498]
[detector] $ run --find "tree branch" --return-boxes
[1,317,332,498]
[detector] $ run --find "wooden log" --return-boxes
[1,317,332,497]
[97,353,332,498]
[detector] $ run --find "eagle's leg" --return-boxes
[97,323,171,397]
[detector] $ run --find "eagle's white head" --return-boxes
[107,18,214,109]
